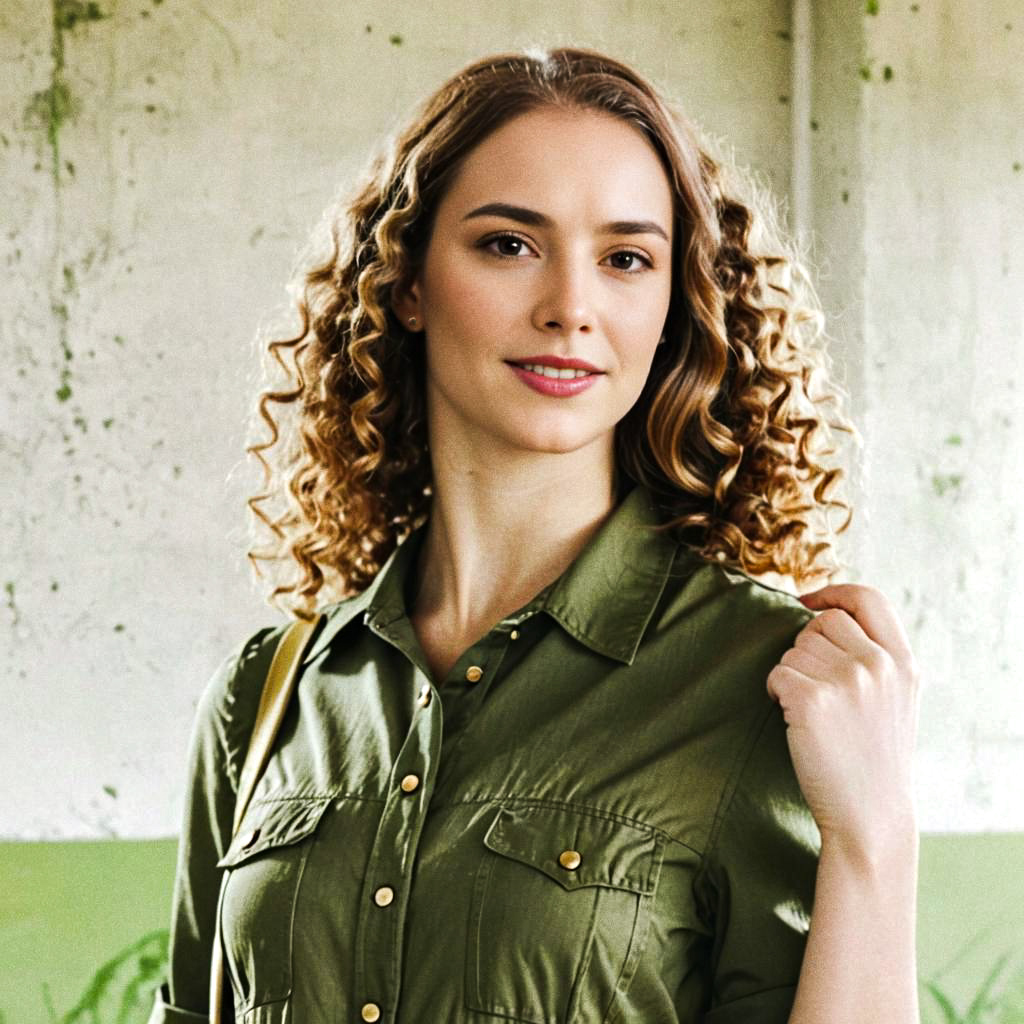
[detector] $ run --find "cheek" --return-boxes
[426,257,514,341]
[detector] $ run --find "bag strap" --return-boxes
[209,613,324,1024]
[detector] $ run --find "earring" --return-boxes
[407,316,418,328]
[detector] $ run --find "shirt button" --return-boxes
[465,665,483,683]
[558,849,582,871]
[417,684,432,707]
[510,629,520,640]
[373,886,395,907]
[361,1003,381,1022]
[400,774,420,794]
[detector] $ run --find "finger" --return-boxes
[779,645,834,684]
[765,662,819,718]
[799,583,913,662]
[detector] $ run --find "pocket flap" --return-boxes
[217,796,331,868]
[483,804,660,894]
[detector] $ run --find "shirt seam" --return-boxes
[698,698,777,869]
[436,793,704,854]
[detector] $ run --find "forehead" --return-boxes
[438,106,674,231]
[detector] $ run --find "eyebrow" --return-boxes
[462,202,670,243]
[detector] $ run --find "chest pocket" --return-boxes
[465,803,664,1024]
[216,795,331,1016]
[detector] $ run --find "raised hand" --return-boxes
[766,583,922,859]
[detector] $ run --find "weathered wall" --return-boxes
[1,0,792,839]
[806,0,1024,831]
[1,0,1021,840]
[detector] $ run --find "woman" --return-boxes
[150,48,920,1023]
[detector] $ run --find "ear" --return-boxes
[391,276,424,332]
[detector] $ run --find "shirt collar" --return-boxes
[303,484,682,668]
[539,484,680,664]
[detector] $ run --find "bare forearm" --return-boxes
[788,825,920,1024]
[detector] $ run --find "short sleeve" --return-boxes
[693,699,821,1022]
[148,626,279,1022]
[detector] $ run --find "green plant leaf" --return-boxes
[925,979,965,1024]
[965,953,1011,1023]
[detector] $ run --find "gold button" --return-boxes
[558,849,582,870]
[400,774,420,794]
[465,665,483,683]
[361,1003,381,1022]
[510,630,520,640]
[417,685,432,707]
[373,886,394,907]
[241,827,261,850]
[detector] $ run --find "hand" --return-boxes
[766,583,922,860]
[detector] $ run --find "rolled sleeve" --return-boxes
[147,982,210,1023]
[694,699,821,1021]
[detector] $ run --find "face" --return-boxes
[397,106,675,461]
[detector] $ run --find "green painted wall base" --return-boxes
[2,834,1022,1022]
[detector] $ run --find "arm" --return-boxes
[767,583,923,1024]
[148,627,277,1023]
[790,822,919,1024]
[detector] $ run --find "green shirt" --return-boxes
[149,484,820,1024]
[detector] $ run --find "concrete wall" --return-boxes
[1,0,1021,841]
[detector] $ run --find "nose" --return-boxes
[530,253,594,337]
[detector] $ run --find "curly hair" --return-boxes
[246,46,859,618]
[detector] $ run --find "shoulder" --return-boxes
[192,622,290,790]
[660,546,814,647]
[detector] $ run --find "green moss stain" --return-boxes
[4,581,18,626]
[866,0,879,14]
[113,623,125,633]
[841,190,850,203]
[102,416,113,429]
[945,433,963,446]
[883,65,894,81]
[859,62,873,81]
[54,0,107,31]
[389,33,403,45]
[24,79,77,164]
[29,1,111,410]
[102,784,118,799]
[932,473,963,497]
[50,580,59,591]
[775,29,791,41]
[1014,162,1022,172]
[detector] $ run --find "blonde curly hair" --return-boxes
[246,47,859,618]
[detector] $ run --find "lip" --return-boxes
[507,354,603,373]
[506,361,602,398]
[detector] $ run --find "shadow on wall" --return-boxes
[13,931,1024,1024]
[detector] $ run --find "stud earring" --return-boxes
[407,316,418,328]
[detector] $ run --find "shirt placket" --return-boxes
[348,602,544,1022]
[350,613,441,1023]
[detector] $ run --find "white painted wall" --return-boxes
[1,0,1020,838]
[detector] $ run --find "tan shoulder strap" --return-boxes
[210,613,323,1022]
[232,614,323,833]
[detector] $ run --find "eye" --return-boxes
[480,232,536,259]
[605,249,653,273]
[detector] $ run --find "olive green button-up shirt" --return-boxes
[149,485,820,1024]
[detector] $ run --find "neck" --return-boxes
[411,427,617,644]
